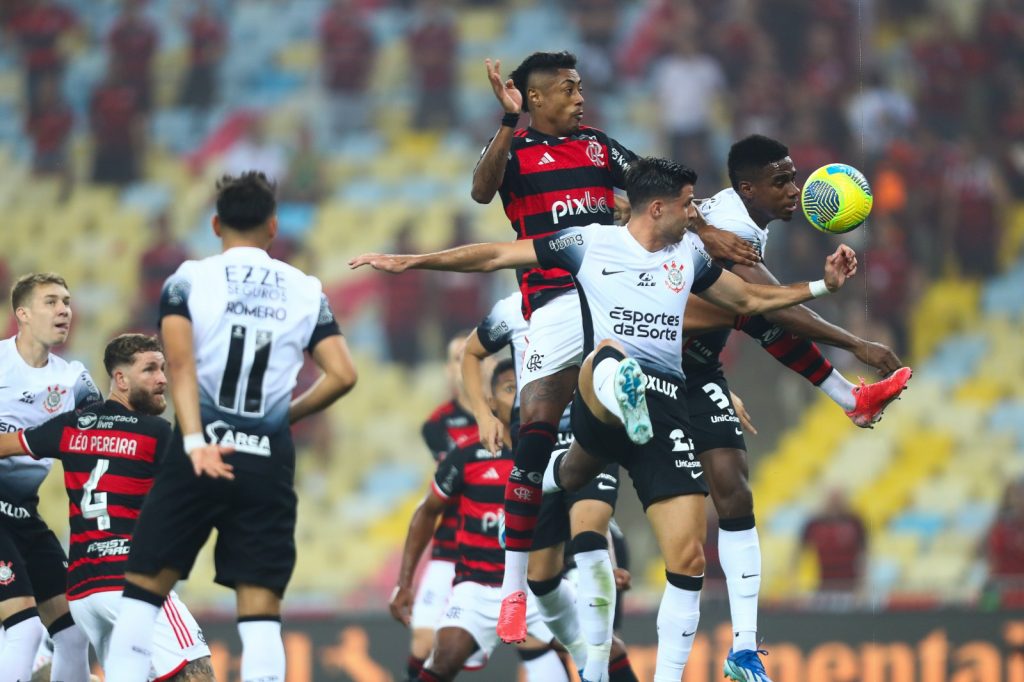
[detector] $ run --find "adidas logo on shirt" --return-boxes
[482,467,501,480]
[537,152,555,166]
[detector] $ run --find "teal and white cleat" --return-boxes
[723,648,771,681]
[613,358,653,445]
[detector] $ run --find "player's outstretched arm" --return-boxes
[289,335,358,424]
[471,58,522,204]
[0,432,28,458]
[729,259,902,374]
[349,239,539,274]
[699,244,857,315]
[462,330,504,455]
[391,491,448,626]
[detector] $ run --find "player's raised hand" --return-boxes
[730,391,758,435]
[389,585,415,627]
[855,340,903,376]
[696,221,760,267]
[824,244,857,291]
[189,444,234,480]
[485,58,522,114]
[477,411,504,456]
[348,253,413,273]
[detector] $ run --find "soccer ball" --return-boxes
[801,163,873,234]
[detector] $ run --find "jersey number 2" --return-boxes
[81,459,111,531]
[219,325,273,416]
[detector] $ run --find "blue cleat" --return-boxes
[613,358,653,445]
[723,648,771,681]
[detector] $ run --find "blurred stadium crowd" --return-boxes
[0,0,1023,613]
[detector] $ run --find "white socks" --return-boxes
[532,579,588,668]
[50,621,91,682]
[575,548,616,682]
[105,597,161,682]
[719,526,762,652]
[0,611,46,682]
[521,648,570,681]
[239,618,285,682]
[655,580,702,682]
[542,450,565,495]
[501,550,530,599]
[593,358,625,421]
[819,369,857,411]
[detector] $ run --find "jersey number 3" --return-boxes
[219,325,273,416]
[81,459,111,531]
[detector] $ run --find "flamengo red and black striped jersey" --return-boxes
[496,125,636,319]
[431,438,513,587]
[421,400,479,562]
[19,400,170,600]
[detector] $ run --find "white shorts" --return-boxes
[519,291,584,388]
[411,559,455,631]
[70,589,210,681]
[431,581,554,670]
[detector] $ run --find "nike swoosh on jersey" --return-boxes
[601,268,624,275]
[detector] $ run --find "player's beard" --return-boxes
[131,386,167,415]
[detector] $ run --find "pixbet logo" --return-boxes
[551,191,610,224]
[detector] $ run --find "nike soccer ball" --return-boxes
[801,163,873,234]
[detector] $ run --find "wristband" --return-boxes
[809,279,830,298]
[501,112,520,128]
[183,433,206,454]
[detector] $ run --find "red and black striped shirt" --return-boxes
[496,125,636,319]
[431,439,513,587]
[19,400,170,600]
[421,400,478,562]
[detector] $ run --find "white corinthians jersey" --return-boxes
[475,292,529,406]
[534,225,722,381]
[698,188,768,259]
[160,247,341,453]
[0,337,101,503]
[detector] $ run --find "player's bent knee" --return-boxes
[666,539,705,577]
[717,488,755,519]
[236,583,281,617]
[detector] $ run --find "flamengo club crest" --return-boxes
[663,260,685,293]
[586,140,605,167]
[0,561,15,585]
[43,385,66,413]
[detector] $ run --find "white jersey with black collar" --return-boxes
[533,224,722,381]
[159,246,341,454]
[698,187,769,258]
[0,337,101,503]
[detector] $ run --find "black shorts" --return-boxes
[127,431,298,596]
[570,369,707,510]
[533,428,620,552]
[0,504,69,603]
[687,373,747,454]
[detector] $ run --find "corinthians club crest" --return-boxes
[663,260,686,293]
[0,561,15,586]
[43,385,66,414]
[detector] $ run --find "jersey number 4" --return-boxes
[81,459,111,531]
[219,325,273,416]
